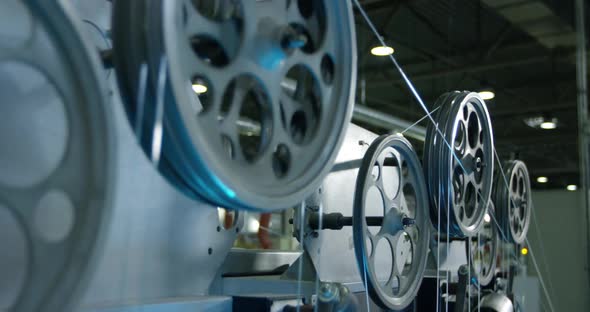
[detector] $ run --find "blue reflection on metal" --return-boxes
[258,48,286,70]
[213,175,236,199]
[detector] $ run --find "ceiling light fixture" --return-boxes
[567,184,578,191]
[524,116,558,130]
[478,90,495,100]
[539,120,557,130]
[371,45,394,56]
[192,83,208,94]
[536,176,548,183]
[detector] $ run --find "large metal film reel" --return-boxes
[424,91,495,237]
[112,0,357,211]
[493,160,532,244]
[466,201,498,287]
[353,135,430,310]
[0,1,114,310]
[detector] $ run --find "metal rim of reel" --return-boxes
[424,91,495,237]
[465,201,498,287]
[493,160,532,244]
[0,1,114,310]
[353,134,430,310]
[111,0,357,212]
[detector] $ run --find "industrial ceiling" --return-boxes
[353,0,586,190]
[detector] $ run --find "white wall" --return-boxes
[528,190,589,311]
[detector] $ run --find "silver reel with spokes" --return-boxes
[493,160,532,244]
[112,0,357,211]
[0,1,114,310]
[353,135,430,310]
[466,201,498,287]
[424,91,495,237]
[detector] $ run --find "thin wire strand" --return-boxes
[313,203,324,312]
[525,238,556,312]
[477,231,481,312]
[446,182,449,312]
[400,106,441,135]
[530,206,557,299]
[296,202,306,312]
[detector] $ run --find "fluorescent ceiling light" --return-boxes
[192,83,208,94]
[484,213,491,223]
[524,116,558,130]
[371,45,394,56]
[539,121,557,130]
[567,184,578,191]
[478,90,495,100]
[536,176,548,183]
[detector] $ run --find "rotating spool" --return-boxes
[424,91,495,237]
[493,160,532,244]
[111,0,357,211]
[0,1,114,310]
[352,134,430,310]
[466,201,498,287]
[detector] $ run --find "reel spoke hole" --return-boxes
[454,121,466,153]
[380,150,401,200]
[191,75,213,114]
[365,236,373,257]
[452,166,464,204]
[464,182,476,219]
[392,276,401,296]
[467,110,480,149]
[282,65,321,145]
[297,0,314,19]
[190,35,232,67]
[371,161,380,181]
[221,135,235,159]
[34,189,75,243]
[373,237,393,288]
[221,76,271,162]
[292,0,326,53]
[191,0,242,22]
[0,205,28,310]
[320,54,334,85]
[402,184,417,218]
[365,185,385,236]
[0,61,69,188]
[272,144,291,178]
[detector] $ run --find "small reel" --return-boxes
[0,1,114,310]
[111,0,357,211]
[424,91,495,237]
[466,201,498,287]
[353,134,430,310]
[493,160,532,244]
